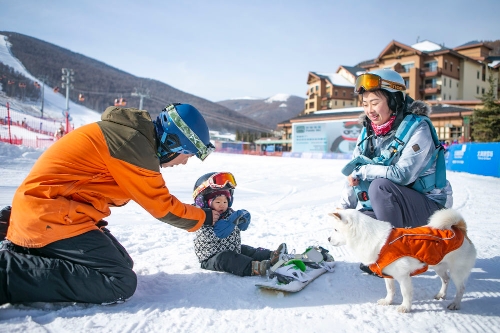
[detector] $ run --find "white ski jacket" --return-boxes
[338,100,453,209]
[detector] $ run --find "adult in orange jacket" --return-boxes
[0,103,217,305]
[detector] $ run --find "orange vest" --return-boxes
[369,226,464,278]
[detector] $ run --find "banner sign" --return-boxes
[446,143,500,177]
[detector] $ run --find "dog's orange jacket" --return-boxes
[369,226,464,278]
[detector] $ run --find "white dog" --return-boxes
[328,209,476,313]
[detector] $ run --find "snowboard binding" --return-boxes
[269,245,335,284]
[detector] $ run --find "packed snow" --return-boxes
[0,141,499,332]
[264,94,291,103]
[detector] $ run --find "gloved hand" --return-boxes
[213,218,236,238]
[227,209,251,231]
[0,206,11,241]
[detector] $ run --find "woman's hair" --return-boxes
[360,89,399,113]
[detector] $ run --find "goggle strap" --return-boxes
[166,105,211,159]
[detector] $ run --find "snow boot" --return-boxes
[270,243,288,266]
[252,260,271,276]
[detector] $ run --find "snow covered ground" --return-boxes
[0,143,499,333]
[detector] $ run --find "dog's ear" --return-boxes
[328,212,341,220]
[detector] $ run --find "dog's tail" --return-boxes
[428,209,472,243]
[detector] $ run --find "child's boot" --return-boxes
[270,243,288,265]
[252,260,271,276]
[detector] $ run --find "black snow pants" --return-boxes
[200,245,271,277]
[0,228,137,305]
[361,178,444,228]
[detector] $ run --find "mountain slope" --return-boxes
[217,94,305,129]
[0,31,272,133]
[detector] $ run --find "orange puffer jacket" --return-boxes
[369,226,464,278]
[8,107,206,248]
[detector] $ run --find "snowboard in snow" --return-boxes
[255,261,335,293]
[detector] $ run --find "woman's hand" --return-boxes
[347,175,359,187]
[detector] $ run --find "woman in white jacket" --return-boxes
[338,69,453,229]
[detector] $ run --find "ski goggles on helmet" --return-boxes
[193,172,237,199]
[354,73,406,94]
[162,104,215,161]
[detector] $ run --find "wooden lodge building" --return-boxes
[275,40,499,152]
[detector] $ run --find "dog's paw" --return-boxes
[397,305,411,313]
[447,302,461,310]
[377,298,391,306]
[434,292,446,300]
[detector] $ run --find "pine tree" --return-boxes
[472,73,500,142]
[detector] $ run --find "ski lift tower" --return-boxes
[61,68,74,133]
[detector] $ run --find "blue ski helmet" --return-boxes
[154,103,215,164]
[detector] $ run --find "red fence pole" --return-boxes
[6,102,12,144]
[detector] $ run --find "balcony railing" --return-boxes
[420,67,442,77]
[419,84,442,94]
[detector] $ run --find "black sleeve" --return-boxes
[202,208,213,226]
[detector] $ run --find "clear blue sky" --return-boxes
[1,0,499,102]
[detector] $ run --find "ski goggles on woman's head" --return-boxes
[193,172,237,198]
[354,73,406,94]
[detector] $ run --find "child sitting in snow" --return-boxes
[192,172,287,277]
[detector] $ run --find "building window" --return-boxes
[425,78,437,88]
[444,94,447,100]
[457,66,460,75]
[444,78,447,86]
[310,87,313,93]
[444,60,448,70]
[477,86,479,94]
[450,79,452,88]
[450,62,453,72]
[482,88,485,94]
[477,71,480,79]
[450,126,462,141]
[424,61,438,72]
[335,90,338,96]
[402,63,414,72]
[335,101,337,106]
[315,85,319,91]
[342,91,346,97]
[404,79,410,89]
[343,101,345,106]
[309,102,314,108]
[424,95,436,100]
[449,95,452,100]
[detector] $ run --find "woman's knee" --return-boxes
[368,178,395,198]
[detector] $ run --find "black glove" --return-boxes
[0,206,12,241]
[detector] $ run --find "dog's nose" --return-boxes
[328,237,331,242]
